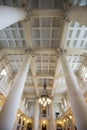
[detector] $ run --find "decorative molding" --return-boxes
[25,48,35,57]
[56,48,67,56]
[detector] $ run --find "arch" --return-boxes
[56,123,62,130]
[74,126,77,130]
[22,120,25,125]
[27,122,32,130]
[21,120,25,130]
[42,124,47,130]
[16,118,21,130]
[18,118,21,124]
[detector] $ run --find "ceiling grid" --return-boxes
[0,0,87,116]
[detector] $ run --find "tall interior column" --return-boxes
[34,100,40,130]
[49,102,56,130]
[0,55,32,130]
[61,55,87,130]
[0,5,27,30]
[67,5,87,26]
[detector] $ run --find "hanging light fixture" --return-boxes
[38,80,52,107]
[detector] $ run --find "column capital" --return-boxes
[56,48,67,57]
[24,7,31,20]
[63,3,73,22]
[25,48,35,57]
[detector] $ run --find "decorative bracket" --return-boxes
[56,48,67,57]
[24,48,35,57]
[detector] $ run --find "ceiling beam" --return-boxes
[24,86,52,90]
[23,93,36,98]
[60,22,70,49]
[30,9,64,18]
[0,47,87,55]
[0,48,56,55]
[13,73,54,79]
[23,20,32,48]
[32,27,61,30]
[27,74,54,80]
[67,48,87,55]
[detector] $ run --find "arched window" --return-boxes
[18,118,21,124]
[16,118,21,130]
[27,122,32,130]
[56,123,62,130]
[22,120,25,125]
[21,120,25,130]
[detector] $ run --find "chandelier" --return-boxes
[38,81,52,106]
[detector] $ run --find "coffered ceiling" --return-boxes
[0,0,87,117]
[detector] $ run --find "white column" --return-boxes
[34,100,40,130]
[0,55,32,130]
[49,102,56,130]
[0,5,27,30]
[61,55,87,130]
[66,5,87,26]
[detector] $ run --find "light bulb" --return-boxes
[47,98,51,104]
[17,114,20,117]
[64,119,66,122]
[43,98,45,102]
[69,115,72,119]
[41,101,43,104]
[59,121,62,124]
[27,120,30,123]
[43,104,46,106]
[23,118,26,120]
[38,98,41,103]
[47,98,49,102]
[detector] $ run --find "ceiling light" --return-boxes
[59,121,62,124]
[64,119,66,122]
[17,114,20,117]
[69,115,72,119]
[43,120,46,124]
[27,120,30,123]
[38,80,52,106]
[23,118,26,120]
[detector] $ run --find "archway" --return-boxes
[74,126,77,130]
[27,122,32,130]
[42,124,47,130]
[56,123,62,130]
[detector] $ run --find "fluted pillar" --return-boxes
[49,102,56,130]
[34,100,40,130]
[66,5,87,26]
[61,55,87,130]
[0,55,32,130]
[0,5,27,30]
